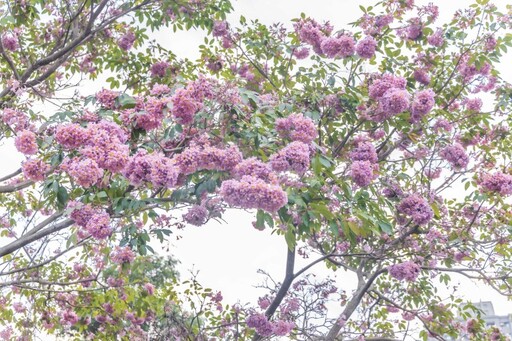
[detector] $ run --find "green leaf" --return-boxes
[116,93,137,109]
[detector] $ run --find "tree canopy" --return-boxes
[0,0,511,340]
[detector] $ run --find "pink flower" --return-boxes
[269,141,311,174]
[479,172,512,196]
[15,130,37,155]
[173,144,242,175]
[397,194,433,226]
[380,89,410,115]
[220,176,288,213]
[212,20,229,37]
[272,320,295,336]
[61,157,103,188]
[410,89,435,123]
[293,47,310,59]
[275,113,317,144]
[1,34,19,51]
[183,205,208,226]
[22,158,48,181]
[85,211,112,240]
[246,313,273,337]
[356,36,377,59]
[427,28,444,47]
[118,31,136,51]
[388,261,421,282]
[55,123,87,150]
[232,158,274,182]
[150,61,169,78]
[144,283,155,295]
[350,160,378,187]
[439,144,469,169]
[95,89,119,109]
[413,69,430,85]
[170,88,202,125]
[464,98,482,112]
[111,246,136,264]
[349,140,377,163]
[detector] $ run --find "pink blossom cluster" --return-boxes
[388,261,421,282]
[457,54,491,83]
[293,18,333,54]
[405,18,423,40]
[111,246,136,264]
[170,87,202,125]
[464,98,483,112]
[118,31,136,51]
[134,96,169,130]
[269,141,311,174]
[433,118,453,133]
[173,144,242,175]
[367,74,410,120]
[123,149,178,188]
[96,89,119,109]
[350,160,379,187]
[293,47,310,59]
[439,144,469,169]
[212,20,229,37]
[246,313,294,337]
[355,36,377,59]
[232,157,275,182]
[220,175,288,213]
[427,28,444,47]
[397,194,433,225]
[55,123,87,150]
[150,61,170,78]
[2,108,31,132]
[359,14,393,35]
[79,120,129,173]
[1,34,19,51]
[61,157,103,188]
[22,158,49,181]
[68,201,112,240]
[410,89,435,123]
[320,35,355,58]
[275,113,317,144]
[14,130,38,155]
[182,205,209,226]
[349,140,378,163]
[413,69,431,85]
[479,172,512,196]
[349,139,379,187]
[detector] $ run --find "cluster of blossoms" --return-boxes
[246,313,295,337]
[464,97,483,112]
[55,123,87,150]
[22,158,49,181]
[366,74,409,121]
[457,53,491,83]
[397,194,433,226]
[427,28,445,47]
[118,31,136,51]
[150,61,170,78]
[439,143,469,169]
[275,113,317,143]
[182,205,209,226]
[68,201,112,240]
[220,175,288,213]
[111,246,136,264]
[413,68,431,85]
[14,130,38,155]
[54,121,129,185]
[123,149,178,188]
[95,89,120,109]
[269,141,311,175]
[2,108,32,132]
[61,157,104,188]
[232,158,275,182]
[173,142,242,175]
[294,18,378,60]
[388,261,421,282]
[349,138,379,187]
[410,89,435,123]
[479,172,512,196]
[1,33,19,51]
[133,96,170,131]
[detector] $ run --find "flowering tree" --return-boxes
[0,0,511,340]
